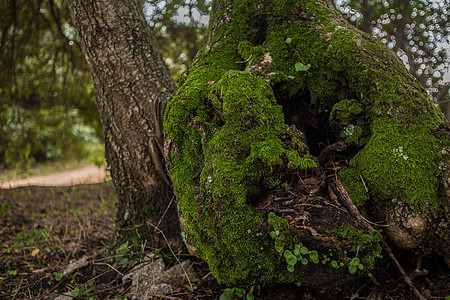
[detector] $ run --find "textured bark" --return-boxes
[67,0,180,246]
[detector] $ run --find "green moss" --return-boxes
[341,124,363,146]
[350,119,440,208]
[330,99,364,130]
[333,224,382,271]
[166,69,315,284]
[165,0,447,287]
[338,167,368,207]
[268,212,295,255]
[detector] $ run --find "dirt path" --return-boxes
[0,165,109,189]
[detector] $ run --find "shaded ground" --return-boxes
[0,183,448,299]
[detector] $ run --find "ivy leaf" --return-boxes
[295,62,311,72]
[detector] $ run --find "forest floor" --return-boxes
[0,175,449,299]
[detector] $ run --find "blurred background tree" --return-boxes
[334,0,450,116]
[1,0,447,170]
[0,0,101,168]
[143,0,210,78]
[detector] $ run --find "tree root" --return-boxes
[333,180,426,300]
[318,141,347,166]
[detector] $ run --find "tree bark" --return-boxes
[67,0,180,247]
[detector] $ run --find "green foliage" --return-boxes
[220,287,254,300]
[333,224,383,271]
[0,0,102,168]
[1,105,98,168]
[283,245,324,272]
[114,241,137,268]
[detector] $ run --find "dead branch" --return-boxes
[62,255,90,276]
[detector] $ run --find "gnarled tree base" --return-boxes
[164,0,449,286]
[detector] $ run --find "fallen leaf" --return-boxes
[303,177,322,186]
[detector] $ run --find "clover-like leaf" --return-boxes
[351,257,360,266]
[284,249,293,259]
[286,254,298,266]
[309,250,319,261]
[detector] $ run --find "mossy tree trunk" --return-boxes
[164,0,450,286]
[68,0,180,247]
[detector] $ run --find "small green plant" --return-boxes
[348,257,364,274]
[308,250,319,264]
[294,62,311,72]
[269,230,280,238]
[284,250,297,272]
[331,260,338,269]
[219,287,254,300]
[54,272,63,281]
[114,241,136,268]
[284,245,322,272]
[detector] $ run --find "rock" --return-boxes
[54,293,74,300]
[124,254,196,299]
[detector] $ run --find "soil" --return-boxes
[0,165,109,189]
[0,171,448,299]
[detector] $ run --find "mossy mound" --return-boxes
[164,0,449,286]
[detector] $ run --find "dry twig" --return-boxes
[334,180,425,300]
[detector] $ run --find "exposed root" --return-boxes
[334,180,426,300]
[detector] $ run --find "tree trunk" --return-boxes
[67,0,180,247]
[165,0,450,287]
